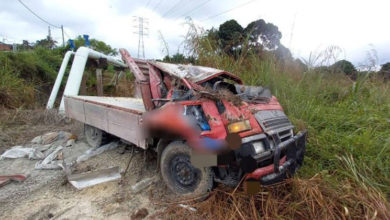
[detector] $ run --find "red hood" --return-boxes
[219,96,283,138]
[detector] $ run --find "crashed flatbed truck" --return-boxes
[59,47,307,197]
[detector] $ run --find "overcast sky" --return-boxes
[1,0,389,66]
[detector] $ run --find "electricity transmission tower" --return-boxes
[133,16,149,59]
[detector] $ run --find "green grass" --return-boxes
[180,32,390,216]
[185,22,390,197]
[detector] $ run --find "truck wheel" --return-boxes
[84,124,107,147]
[160,141,213,198]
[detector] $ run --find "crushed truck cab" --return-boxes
[119,49,307,192]
[60,47,306,197]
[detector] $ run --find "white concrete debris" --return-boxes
[57,131,73,141]
[33,144,52,152]
[67,166,121,190]
[76,142,119,164]
[35,146,64,170]
[131,176,158,193]
[0,146,45,160]
[65,139,75,148]
[31,131,73,145]
[1,129,125,190]
[178,204,197,212]
[42,146,63,165]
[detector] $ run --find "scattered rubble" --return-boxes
[2,131,76,170]
[76,141,119,164]
[33,144,52,152]
[31,131,73,145]
[0,129,161,219]
[0,146,44,160]
[131,176,158,193]
[65,139,75,147]
[2,131,126,190]
[178,204,197,212]
[67,166,121,190]
[35,146,64,170]
[0,175,27,187]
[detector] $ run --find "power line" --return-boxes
[145,0,153,8]
[17,0,61,29]
[174,0,213,20]
[201,0,258,21]
[162,0,186,17]
[17,0,70,46]
[152,0,164,11]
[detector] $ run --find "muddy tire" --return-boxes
[160,141,213,198]
[84,124,108,147]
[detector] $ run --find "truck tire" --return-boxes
[84,124,108,147]
[160,141,213,198]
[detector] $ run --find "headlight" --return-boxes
[227,120,251,133]
[252,141,265,154]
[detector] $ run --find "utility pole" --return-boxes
[133,16,149,59]
[48,26,51,38]
[61,25,65,47]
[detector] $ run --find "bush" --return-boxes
[0,48,64,108]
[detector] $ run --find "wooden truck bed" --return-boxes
[64,96,147,148]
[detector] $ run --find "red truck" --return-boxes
[64,49,307,197]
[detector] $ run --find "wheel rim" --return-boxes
[170,154,200,189]
[85,126,100,144]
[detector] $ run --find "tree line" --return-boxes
[163,19,389,81]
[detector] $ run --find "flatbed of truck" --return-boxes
[64,95,146,148]
[67,96,146,114]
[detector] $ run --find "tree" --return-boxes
[35,36,57,49]
[218,20,244,54]
[379,62,390,81]
[18,40,33,50]
[197,19,290,61]
[274,44,292,61]
[244,19,282,50]
[163,53,195,64]
[69,36,117,55]
[331,60,356,75]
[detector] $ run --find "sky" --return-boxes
[1,0,389,67]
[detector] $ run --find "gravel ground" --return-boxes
[0,135,164,219]
[0,110,194,219]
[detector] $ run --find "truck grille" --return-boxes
[262,117,291,131]
[254,110,294,141]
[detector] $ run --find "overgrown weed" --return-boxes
[161,174,389,219]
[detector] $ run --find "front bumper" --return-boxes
[246,130,307,185]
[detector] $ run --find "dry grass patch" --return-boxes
[161,174,390,220]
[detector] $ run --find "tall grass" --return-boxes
[170,21,390,219]
[0,48,64,108]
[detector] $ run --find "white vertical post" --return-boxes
[46,51,74,109]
